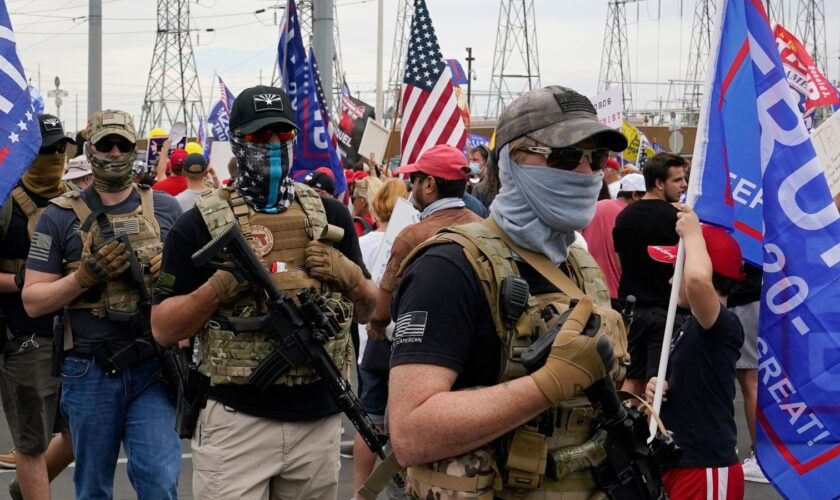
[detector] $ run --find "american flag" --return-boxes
[218,76,234,115]
[0,7,41,203]
[399,0,466,165]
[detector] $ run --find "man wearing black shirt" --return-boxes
[152,86,378,499]
[645,207,745,499]
[613,152,688,395]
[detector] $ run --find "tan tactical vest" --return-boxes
[0,187,55,274]
[194,183,353,387]
[396,221,630,500]
[51,185,161,318]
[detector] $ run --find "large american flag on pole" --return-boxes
[399,0,466,165]
[0,6,40,204]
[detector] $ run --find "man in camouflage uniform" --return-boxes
[22,110,182,499]
[152,85,379,499]
[386,86,629,499]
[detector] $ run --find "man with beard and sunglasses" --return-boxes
[22,110,183,499]
[0,115,76,500]
[380,87,630,499]
[151,85,378,500]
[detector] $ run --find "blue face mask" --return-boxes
[468,162,481,175]
[231,135,296,212]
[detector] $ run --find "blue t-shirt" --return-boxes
[26,186,181,352]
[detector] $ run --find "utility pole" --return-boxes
[47,76,68,121]
[313,0,335,110]
[88,0,102,117]
[383,0,414,125]
[375,0,384,118]
[682,0,716,125]
[486,0,541,119]
[465,47,475,110]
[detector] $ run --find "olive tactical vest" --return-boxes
[396,221,630,499]
[194,183,353,387]
[0,187,58,274]
[51,185,161,318]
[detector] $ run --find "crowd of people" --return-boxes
[0,82,764,500]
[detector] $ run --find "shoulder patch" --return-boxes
[154,272,176,297]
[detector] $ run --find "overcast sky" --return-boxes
[8,0,840,133]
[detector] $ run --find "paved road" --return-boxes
[0,384,779,499]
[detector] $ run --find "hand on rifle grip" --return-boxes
[75,233,131,288]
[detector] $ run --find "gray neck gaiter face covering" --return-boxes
[490,145,603,265]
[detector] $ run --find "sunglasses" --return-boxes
[242,126,297,144]
[93,138,134,154]
[519,146,610,171]
[40,142,67,155]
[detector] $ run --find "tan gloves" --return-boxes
[304,241,363,291]
[531,297,608,405]
[75,236,131,289]
[149,253,162,280]
[206,270,242,304]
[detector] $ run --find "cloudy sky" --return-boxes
[8,0,840,134]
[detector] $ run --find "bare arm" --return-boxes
[367,287,392,340]
[155,139,172,181]
[676,206,720,330]
[0,272,18,293]
[151,281,220,345]
[388,364,551,466]
[345,276,377,324]
[22,269,86,318]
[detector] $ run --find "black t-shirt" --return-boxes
[613,199,679,307]
[727,262,762,307]
[0,189,57,336]
[390,243,566,388]
[152,194,368,421]
[660,307,744,467]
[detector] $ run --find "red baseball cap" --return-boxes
[168,149,188,172]
[604,157,620,170]
[396,144,470,181]
[647,225,747,281]
[344,169,356,185]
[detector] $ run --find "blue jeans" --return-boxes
[60,357,180,500]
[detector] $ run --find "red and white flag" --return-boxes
[774,24,840,115]
[399,0,467,165]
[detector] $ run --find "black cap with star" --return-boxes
[38,114,75,147]
[228,86,298,136]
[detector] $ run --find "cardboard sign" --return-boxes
[811,110,840,196]
[369,197,420,284]
[208,140,234,181]
[590,86,625,130]
[358,117,389,164]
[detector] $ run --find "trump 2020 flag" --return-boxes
[690,1,840,497]
[207,76,236,142]
[278,0,346,194]
[0,8,41,204]
[399,0,467,165]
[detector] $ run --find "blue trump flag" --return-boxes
[207,76,235,142]
[278,0,346,195]
[0,8,41,205]
[691,1,840,497]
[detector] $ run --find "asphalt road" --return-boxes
[0,383,780,499]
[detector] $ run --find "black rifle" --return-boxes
[521,300,680,500]
[191,224,402,486]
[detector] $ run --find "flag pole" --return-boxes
[648,0,727,441]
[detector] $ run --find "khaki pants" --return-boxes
[192,399,340,500]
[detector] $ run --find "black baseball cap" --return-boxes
[228,85,298,136]
[304,170,336,195]
[39,114,76,147]
[183,153,208,174]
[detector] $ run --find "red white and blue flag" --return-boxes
[0,7,41,204]
[399,0,467,165]
[207,76,236,142]
[690,1,840,497]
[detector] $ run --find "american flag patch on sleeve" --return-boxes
[28,232,52,262]
[394,311,428,344]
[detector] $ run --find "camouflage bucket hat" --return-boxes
[495,86,628,152]
[87,110,137,144]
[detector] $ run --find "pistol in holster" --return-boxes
[175,348,209,439]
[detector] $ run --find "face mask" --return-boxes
[468,162,481,175]
[88,148,136,192]
[490,145,603,265]
[21,153,66,198]
[231,135,296,213]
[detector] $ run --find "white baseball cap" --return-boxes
[618,173,646,193]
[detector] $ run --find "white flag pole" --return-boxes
[648,0,729,441]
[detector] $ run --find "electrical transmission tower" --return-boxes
[485,0,541,119]
[682,0,716,122]
[383,0,414,124]
[139,0,204,137]
[765,0,787,27]
[795,0,827,73]
[598,0,636,112]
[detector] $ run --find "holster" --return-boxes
[176,366,209,439]
[93,339,156,376]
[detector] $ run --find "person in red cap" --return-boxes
[604,156,622,198]
[644,205,746,500]
[152,148,189,196]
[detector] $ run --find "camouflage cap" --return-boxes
[87,110,136,144]
[495,86,628,152]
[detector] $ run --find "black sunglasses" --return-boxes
[40,142,67,155]
[519,146,610,171]
[93,138,134,154]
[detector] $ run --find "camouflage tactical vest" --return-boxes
[52,185,161,318]
[194,183,353,387]
[396,220,630,499]
[0,187,57,274]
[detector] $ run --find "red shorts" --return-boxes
[663,464,744,500]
